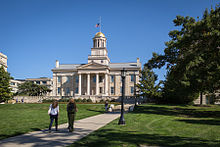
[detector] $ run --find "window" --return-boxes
[99,76,103,82]
[76,76,79,83]
[36,81,40,84]
[75,87,78,93]
[42,81,47,84]
[100,87,102,94]
[58,76,61,83]
[66,87,70,95]
[10,82,15,86]
[131,75,135,82]
[111,75,114,83]
[67,76,70,83]
[131,86,134,94]
[93,76,96,83]
[101,60,103,63]
[58,87,61,94]
[111,87,114,94]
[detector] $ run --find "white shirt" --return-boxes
[49,104,59,115]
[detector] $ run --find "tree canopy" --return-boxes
[0,66,13,102]
[17,81,51,96]
[145,5,220,104]
[137,67,162,102]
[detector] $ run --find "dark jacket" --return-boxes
[67,103,76,114]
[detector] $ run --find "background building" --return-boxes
[0,52,7,71]
[26,77,53,96]
[52,32,141,99]
[10,79,25,93]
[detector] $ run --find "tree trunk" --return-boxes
[200,92,203,105]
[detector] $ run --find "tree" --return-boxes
[137,67,162,102]
[0,66,13,102]
[17,81,51,96]
[146,5,220,104]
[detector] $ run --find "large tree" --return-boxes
[137,67,162,102]
[0,66,13,102]
[17,81,51,96]
[146,5,220,104]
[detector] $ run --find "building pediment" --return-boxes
[77,62,109,70]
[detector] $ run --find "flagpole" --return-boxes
[100,16,101,32]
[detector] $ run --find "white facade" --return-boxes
[0,52,7,71]
[10,79,25,93]
[52,32,141,98]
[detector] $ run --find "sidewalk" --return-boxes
[0,112,120,147]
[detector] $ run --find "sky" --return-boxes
[0,0,219,80]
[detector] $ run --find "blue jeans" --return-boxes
[49,114,58,131]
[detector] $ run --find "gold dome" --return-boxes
[95,32,105,38]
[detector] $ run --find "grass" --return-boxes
[0,103,105,140]
[72,104,220,147]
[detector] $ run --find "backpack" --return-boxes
[68,103,75,113]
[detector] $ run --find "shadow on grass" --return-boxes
[72,129,220,147]
[132,105,220,118]
[0,128,42,140]
[176,119,220,125]
[86,109,105,113]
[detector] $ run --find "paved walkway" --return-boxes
[0,113,120,147]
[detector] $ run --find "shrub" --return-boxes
[58,98,70,102]
[82,98,87,103]
[87,98,92,102]
[75,98,82,103]
[42,99,55,103]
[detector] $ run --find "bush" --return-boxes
[82,98,87,103]
[75,98,82,103]
[99,99,105,103]
[87,99,92,102]
[58,98,70,102]
[42,99,55,103]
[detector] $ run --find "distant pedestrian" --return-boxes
[21,98,24,103]
[67,98,77,132]
[48,100,59,133]
[105,101,108,111]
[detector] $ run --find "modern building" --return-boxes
[0,52,7,71]
[10,78,53,96]
[10,79,25,93]
[52,32,141,99]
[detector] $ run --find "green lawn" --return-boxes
[72,104,220,147]
[0,103,105,140]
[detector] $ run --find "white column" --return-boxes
[105,73,108,95]
[96,73,99,95]
[87,73,90,95]
[78,74,81,95]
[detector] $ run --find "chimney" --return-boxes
[137,58,140,64]
[56,60,59,68]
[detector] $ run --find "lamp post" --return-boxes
[118,68,126,125]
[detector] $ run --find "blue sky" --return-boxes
[0,0,218,80]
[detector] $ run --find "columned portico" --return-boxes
[78,73,81,95]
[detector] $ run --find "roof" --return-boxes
[109,63,140,69]
[95,32,105,38]
[52,62,140,71]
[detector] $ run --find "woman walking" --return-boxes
[48,100,59,133]
[67,98,77,132]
